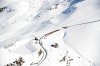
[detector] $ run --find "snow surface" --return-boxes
[0,0,100,66]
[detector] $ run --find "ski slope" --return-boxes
[0,0,100,66]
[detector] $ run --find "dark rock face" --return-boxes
[0,7,6,13]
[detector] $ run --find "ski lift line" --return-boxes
[42,19,100,38]
[36,19,100,66]
[63,20,100,29]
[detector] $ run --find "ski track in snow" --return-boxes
[0,0,100,66]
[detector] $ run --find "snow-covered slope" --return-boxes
[0,0,100,66]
